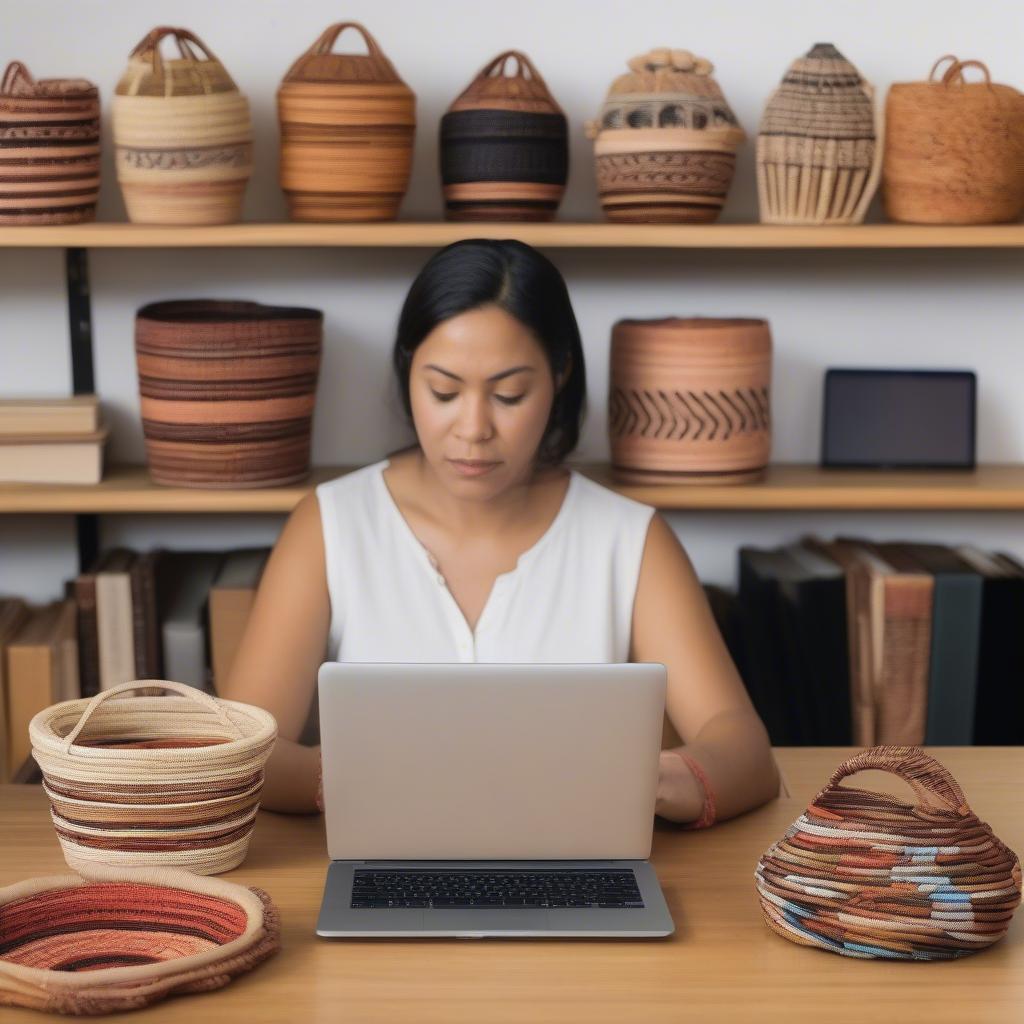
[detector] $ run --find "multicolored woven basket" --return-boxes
[30,680,277,875]
[755,746,1022,960]
[0,863,279,1015]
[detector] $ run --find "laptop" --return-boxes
[315,662,675,939]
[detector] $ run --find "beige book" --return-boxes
[0,395,99,435]
[0,598,30,783]
[95,549,137,690]
[0,426,108,484]
[209,548,269,692]
[5,600,78,779]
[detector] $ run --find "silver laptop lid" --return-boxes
[317,662,666,862]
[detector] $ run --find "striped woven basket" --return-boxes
[755,746,1022,960]
[277,22,416,222]
[0,863,279,1014]
[29,680,277,876]
[113,27,253,225]
[0,61,100,224]
[135,299,323,488]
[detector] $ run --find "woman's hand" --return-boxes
[655,749,705,824]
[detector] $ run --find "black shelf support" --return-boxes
[66,247,98,571]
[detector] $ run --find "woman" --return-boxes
[222,238,779,822]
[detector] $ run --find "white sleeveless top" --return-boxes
[315,459,656,665]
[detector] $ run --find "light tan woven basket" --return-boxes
[112,27,253,225]
[30,680,277,876]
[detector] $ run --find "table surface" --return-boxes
[2,747,1022,1023]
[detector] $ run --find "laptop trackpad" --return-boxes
[431,909,550,934]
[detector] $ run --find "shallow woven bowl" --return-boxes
[30,681,277,875]
[755,745,1022,960]
[0,864,279,1015]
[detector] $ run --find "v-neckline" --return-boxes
[375,459,578,638]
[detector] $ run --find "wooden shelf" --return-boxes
[2,222,1024,249]
[3,463,1024,514]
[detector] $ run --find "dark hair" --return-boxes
[392,239,587,466]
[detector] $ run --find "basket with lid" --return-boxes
[0,60,100,224]
[440,50,568,221]
[585,48,745,223]
[883,56,1024,224]
[277,21,416,222]
[29,680,278,875]
[755,746,1022,959]
[112,26,253,225]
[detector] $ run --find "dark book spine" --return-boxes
[73,575,100,698]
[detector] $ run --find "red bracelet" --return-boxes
[669,749,717,830]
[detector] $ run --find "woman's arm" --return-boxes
[219,491,330,814]
[630,513,780,825]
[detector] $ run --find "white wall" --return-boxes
[2,0,1024,602]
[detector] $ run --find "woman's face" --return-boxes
[409,304,562,496]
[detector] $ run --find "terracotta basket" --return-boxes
[0,864,279,1014]
[0,61,100,225]
[608,317,772,484]
[585,48,745,223]
[755,746,1022,960]
[135,299,323,489]
[278,22,416,222]
[112,27,253,225]
[30,680,278,876]
[883,56,1024,224]
[440,50,568,222]
[757,43,882,225]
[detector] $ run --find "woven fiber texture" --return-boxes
[278,22,415,222]
[30,680,277,875]
[0,61,100,225]
[0,863,279,1015]
[440,51,568,222]
[757,42,882,225]
[585,48,745,223]
[134,299,323,489]
[883,56,1024,225]
[755,746,1022,960]
[113,27,253,225]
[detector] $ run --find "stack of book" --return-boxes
[716,539,1024,748]
[0,546,269,783]
[0,396,108,484]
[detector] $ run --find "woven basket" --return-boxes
[0,863,279,1014]
[757,43,882,224]
[135,299,323,488]
[112,27,253,225]
[585,48,745,223]
[29,680,277,876]
[755,746,1022,960]
[883,56,1024,224]
[278,21,416,222]
[608,317,772,484]
[440,50,568,222]
[0,61,100,225]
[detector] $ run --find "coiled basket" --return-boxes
[29,680,277,876]
[755,746,1022,960]
[0,864,279,1015]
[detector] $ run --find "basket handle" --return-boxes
[940,58,993,89]
[308,22,384,60]
[480,50,542,83]
[814,745,969,814]
[928,54,960,82]
[130,26,219,66]
[1,60,34,95]
[60,680,243,753]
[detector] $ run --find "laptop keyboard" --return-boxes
[350,868,644,909]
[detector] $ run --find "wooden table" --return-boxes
[2,748,1022,1023]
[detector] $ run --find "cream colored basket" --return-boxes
[29,680,277,876]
